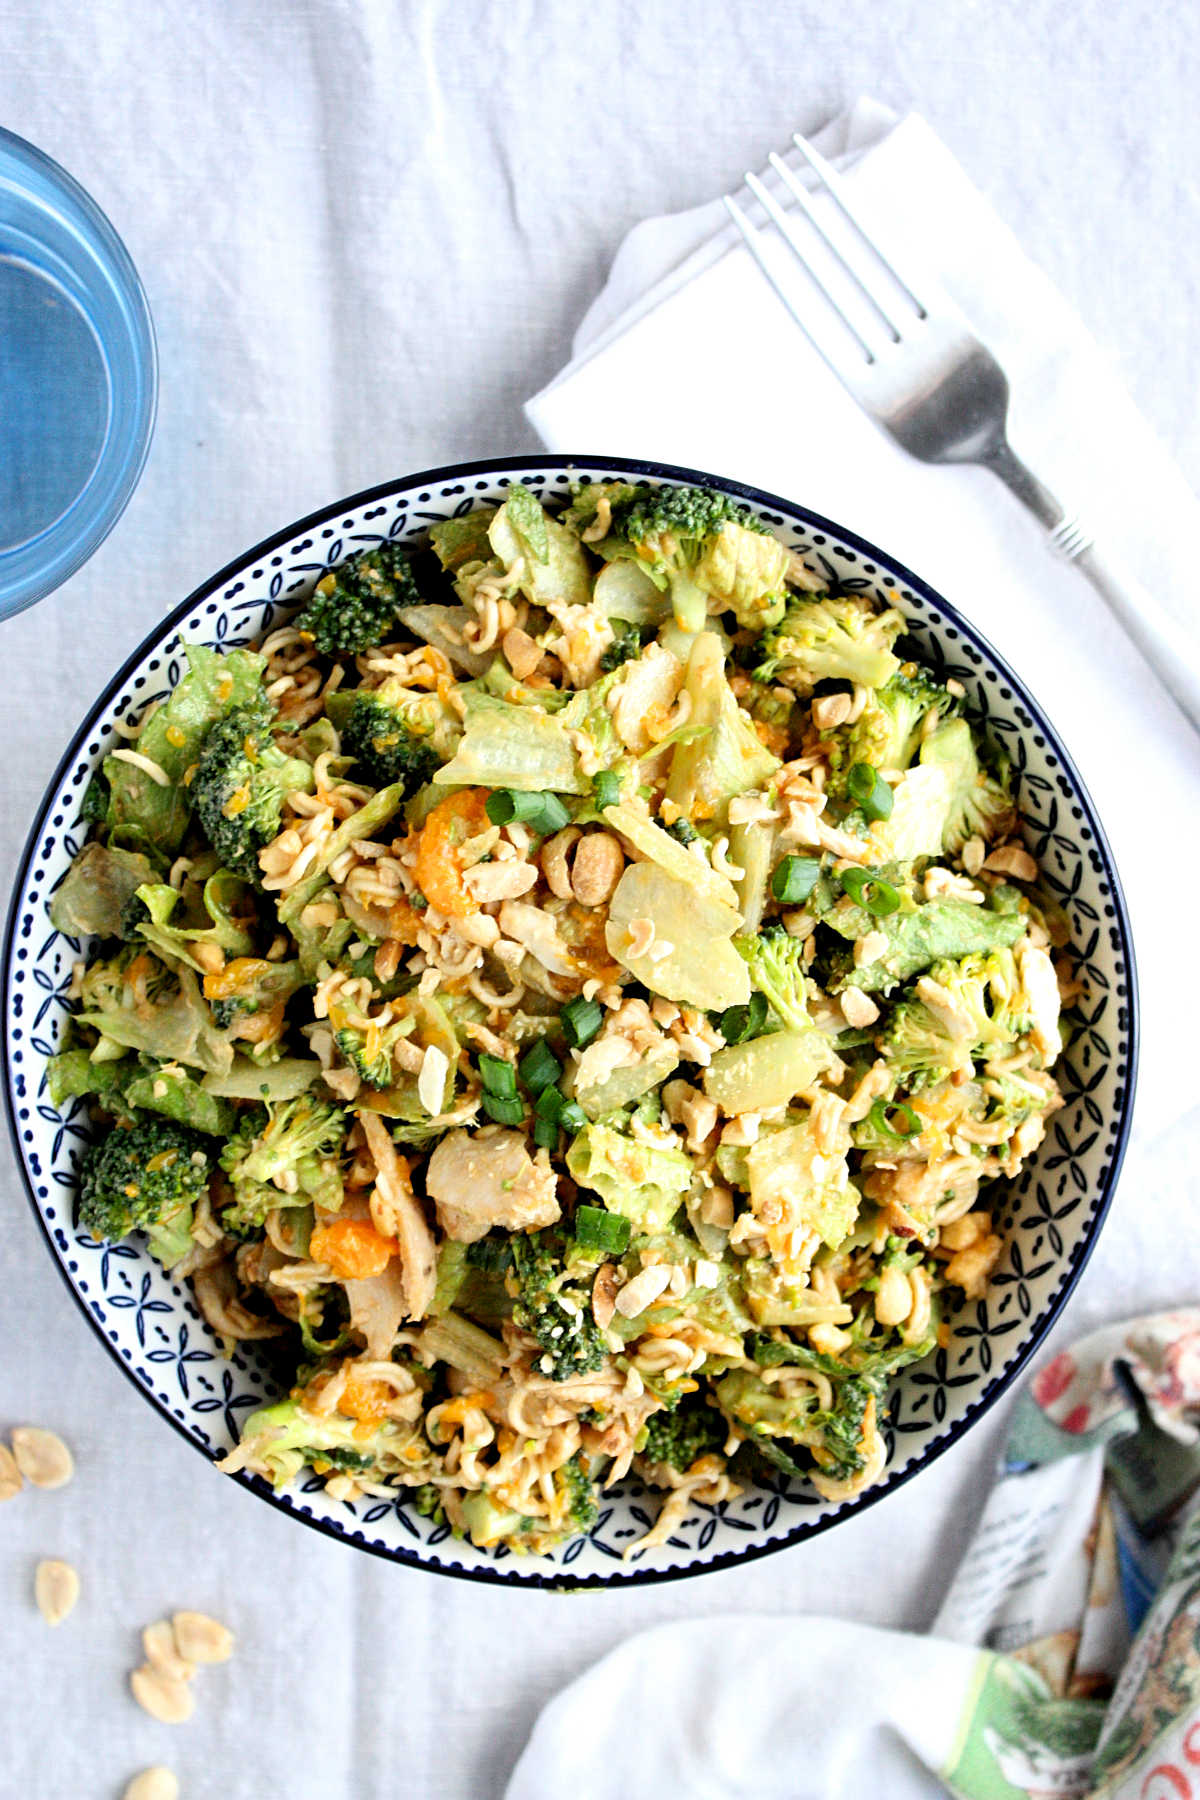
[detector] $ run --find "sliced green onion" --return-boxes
[533,1115,560,1150]
[478,1054,517,1099]
[557,1099,587,1133]
[561,995,603,1048]
[466,1235,513,1272]
[574,1205,631,1254]
[534,1084,565,1122]
[839,867,901,918]
[592,770,620,811]
[868,1098,921,1140]
[485,789,537,826]
[771,855,820,905]
[518,1039,562,1095]
[535,793,572,834]
[717,990,768,1046]
[480,1093,525,1127]
[485,789,572,835]
[846,762,894,822]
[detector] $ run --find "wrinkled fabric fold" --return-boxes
[526,98,1200,1143]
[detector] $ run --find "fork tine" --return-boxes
[791,133,926,318]
[738,177,875,365]
[764,153,902,343]
[724,196,863,372]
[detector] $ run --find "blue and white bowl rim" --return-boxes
[1,453,1139,1589]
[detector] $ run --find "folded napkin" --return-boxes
[506,1310,1200,1800]
[526,98,1200,1144]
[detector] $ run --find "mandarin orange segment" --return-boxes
[339,1373,394,1428]
[414,788,489,918]
[202,956,273,1000]
[310,1217,396,1281]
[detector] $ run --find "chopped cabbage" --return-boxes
[606,862,750,1011]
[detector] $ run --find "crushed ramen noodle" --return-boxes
[49,482,1071,1557]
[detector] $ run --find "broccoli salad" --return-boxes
[48,480,1071,1558]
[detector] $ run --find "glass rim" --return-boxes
[0,127,157,619]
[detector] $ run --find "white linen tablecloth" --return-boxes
[3,6,1200,1798]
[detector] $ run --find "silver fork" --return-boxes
[725,134,1200,737]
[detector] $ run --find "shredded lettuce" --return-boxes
[433,690,588,794]
[664,634,781,828]
[49,844,157,939]
[101,644,266,853]
[566,1120,692,1235]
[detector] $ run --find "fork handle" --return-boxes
[984,440,1200,736]
[1073,540,1200,735]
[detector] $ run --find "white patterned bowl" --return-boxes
[3,456,1137,1590]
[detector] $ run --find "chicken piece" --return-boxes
[862,1153,982,1221]
[497,900,579,977]
[425,1128,561,1243]
[358,1109,437,1319]
[193,1260,286,1342]
[346,1261,409,1359]
[1018,941,1062,1062]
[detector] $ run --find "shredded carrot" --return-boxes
[753,718,790,758]
[437,1391,496,1428]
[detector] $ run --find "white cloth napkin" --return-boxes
[505,1310,1200,1800]
[526,98,1200,1146]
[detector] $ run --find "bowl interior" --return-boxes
[3,456,1136,1589]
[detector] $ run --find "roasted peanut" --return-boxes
[570,832,625,907]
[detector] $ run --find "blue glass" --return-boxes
[0,130,156,618]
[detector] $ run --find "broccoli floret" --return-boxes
[230,1393,426,1488]
[642,1393,727,1472]
[333,678,446,795]
[733,925,813,1033]
[78,1117,211,1268]
[570,481,790,632]
[118,889,153,942]
[192,698,315,882]
[555,1450,600,1535]
[218,1094,348,1227]
[826,668,960,797]
[510,1229,606,1381]
[599,618,642,672]
[333,1017,416,1090]
[79,943,176,1016]
[716,1358,879,1479]
[755,595,905,691]
[460,1450,600,1552]
[746,1326,935,1474]
[918,716,1018,853]
[295,543,419,656]
[80,772,111,825]
[210,996,252,1030]
[665,816,698,845]
[815,1377,876,1476]
[880,949,1029,1087]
